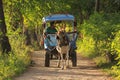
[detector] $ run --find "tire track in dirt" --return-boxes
[14,50,113,80]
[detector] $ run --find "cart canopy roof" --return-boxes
[42,14,74,23]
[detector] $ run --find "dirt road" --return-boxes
[14,50,113,80]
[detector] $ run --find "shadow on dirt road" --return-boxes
[14,50,113,80]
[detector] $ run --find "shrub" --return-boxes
[0,32,31,80]
[77,12,120,78]
[111,31,120,79]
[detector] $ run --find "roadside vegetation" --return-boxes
[0,32,31,80]
[77,13,120,79]
[0,0,120,80]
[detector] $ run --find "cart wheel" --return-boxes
[45,51,50,67]
[71,51,77,67]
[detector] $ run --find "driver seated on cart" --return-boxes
[44,21,58,59]
[45,21,57,34]
[43,21,58,50]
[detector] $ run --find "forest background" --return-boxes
[0,0,120,80]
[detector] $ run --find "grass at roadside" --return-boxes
[0,34,32,80]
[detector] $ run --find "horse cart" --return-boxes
[42,14,78,68]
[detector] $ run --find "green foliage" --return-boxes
[112,31,120,61]
[77,34,95,58]
[0,30,31,80]
[77,12,120,67]
[1,0,120,79]
[76,12,120,78]
[93,56,108,67]
[100,0,120,13]
[111,31,120,79]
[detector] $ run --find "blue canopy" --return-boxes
[42,14,74,22]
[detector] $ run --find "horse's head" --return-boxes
[56,31,69,47]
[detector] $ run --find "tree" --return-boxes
[95,0,100,12]
[0,0,11,53]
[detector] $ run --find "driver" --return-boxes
[45,21,57,34]
[43,21,57,50]
[44,21,58,59]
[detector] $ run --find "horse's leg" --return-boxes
[64,55,67,69]
[57,53,60,67]
[66,50,69,68]
[64,52,69,69]
[61,53,64,70]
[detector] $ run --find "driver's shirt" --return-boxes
[44,27,57,49]
[45,27,57,34]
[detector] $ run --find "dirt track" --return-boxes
[14,50,113,80]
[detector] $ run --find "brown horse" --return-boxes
[56,31,69,69]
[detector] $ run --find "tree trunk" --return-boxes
[95,0,100,12]
[24,27,31,45]
[0,0,11,53]
[79,7,83,24]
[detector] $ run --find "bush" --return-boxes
[111,31,120,79]
[0,32,31,80]
[77,34,96,58]
[77,12,120,78]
